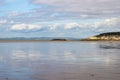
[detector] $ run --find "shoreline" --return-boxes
[0,40,120,42]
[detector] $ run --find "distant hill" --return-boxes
[82,32,120,41]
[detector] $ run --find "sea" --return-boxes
[0,42,120,80]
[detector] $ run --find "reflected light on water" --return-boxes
[11,50,45,61]
[104,57,112,64]
[10,48,115,65]
[63,51,77,60]
[28,51,43,60]
[0,42,120,80]
[12,50,27,60]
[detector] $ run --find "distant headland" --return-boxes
[81,32,120,41]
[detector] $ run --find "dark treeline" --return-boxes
[96,32,120,37]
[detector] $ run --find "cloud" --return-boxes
[64,23,79,29]
[93,17,120,28]
[60,17,120,33]
[7,17,120,38]
[32,0,120,18]
[105,18,120,26]
[0,19,14,25]
[11,24,42,31]
[0,0,119,38]
[2,0,119,26]
[92,17,120,33]
[10,17,120,32]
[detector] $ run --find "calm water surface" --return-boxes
[0,42,120,80]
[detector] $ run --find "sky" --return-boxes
[0,0,120,38]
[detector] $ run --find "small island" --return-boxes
[82,32,120,41]
[51,39,67,41]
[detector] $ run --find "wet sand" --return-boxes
[0,42,120,80]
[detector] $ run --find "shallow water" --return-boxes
[0,42,120,80]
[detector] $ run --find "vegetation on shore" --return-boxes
[81,32,120,41]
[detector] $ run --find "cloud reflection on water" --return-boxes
[0,42,120,80]
[7,44,117,65]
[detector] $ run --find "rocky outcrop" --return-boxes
[82,32,120,41]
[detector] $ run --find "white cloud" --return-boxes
[62,17,120,33]
[49,24,59,30]
[11,24,41,31]
[91,17,120,33]
[0,19,14,25]
[105,18,120,26]
[9,17,120,34]
[93,17,120,28]
[64,23,79,29]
